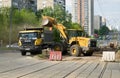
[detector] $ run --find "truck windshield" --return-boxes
[19,32,38,39]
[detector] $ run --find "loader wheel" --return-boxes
[83,50,93,56]
[70,45,81,57]
[53,43,63,51]
[21,51,26,56]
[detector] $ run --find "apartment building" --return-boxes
[12,0,65,12]
[94,15,107,30]
[38,0,65,10]
[0,0,11,8]
[66,0,94,35]
[94,15,102,30]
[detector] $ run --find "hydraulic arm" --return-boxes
[42,16,68,42]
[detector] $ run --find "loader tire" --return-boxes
[83,50,93,56]
[53,43,63,51]
[70,45,81,57]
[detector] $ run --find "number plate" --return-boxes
[25,48,30,50]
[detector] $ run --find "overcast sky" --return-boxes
[94,0,120,29]
[66,0,120,30]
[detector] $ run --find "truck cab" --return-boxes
[18,28,43,55]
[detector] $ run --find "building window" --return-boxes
[30,0,35,4]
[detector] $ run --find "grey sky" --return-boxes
[94,0,120,29]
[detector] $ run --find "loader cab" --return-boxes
[67,29,84,38]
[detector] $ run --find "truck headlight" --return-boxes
[34,39,42,46]
[18,40,22,46]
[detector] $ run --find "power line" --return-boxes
[96,0,104,16]
[99,0,120,30]
[96,0,117,28]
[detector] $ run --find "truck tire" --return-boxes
[70,45,81,57]
[30,51,36,55]
[21,51,26,56]
[83,50,93,56]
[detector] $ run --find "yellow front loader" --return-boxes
[42,16,97,56]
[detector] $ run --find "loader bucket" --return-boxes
[42,16,57,27]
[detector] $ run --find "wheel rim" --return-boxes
[72,48,76,55]
[54,46,61,51]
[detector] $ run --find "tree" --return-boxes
[38,4,72,26]
[0,8,40,44]
[98,25,110,39]
[94,29,99,35]
[70,23,82,29]
[99,25,110,36]
[12,9,38,25]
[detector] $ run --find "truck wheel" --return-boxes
[70,45,81,57]
[30,52,36,55]
[36,50,42,54]
[83,50,93,56]
[21,51,26,56]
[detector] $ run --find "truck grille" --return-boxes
[21,39,35,46]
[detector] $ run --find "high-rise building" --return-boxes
[66,0,94,35]
[38,0,65,10]
[94,15,107,30]
[94,15,102,30]
[12,0,65,12]
[37,0,54,10]
[102,17,106,26]
[0,0,11,8]
[13,0,37,12]
[0,0,2,7]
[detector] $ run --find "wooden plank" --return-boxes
[23,61,74,78]
[21,61,79,78]
[66,61,92,78]
[0,61,59,78]
[51,61,87,78]
[108,62,120,78]
[87,62,106,78]
[0,58,44,73]
[44,61,82,78]
[102,63,112,78]
[76,62,99,78]
[111,70,120,78]
[102,62,120,78]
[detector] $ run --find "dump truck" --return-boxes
[18,16,97,56]
[18,28,43,55]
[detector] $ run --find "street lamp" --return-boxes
[9,0,13,47]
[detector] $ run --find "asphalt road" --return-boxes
[0,50,120,78]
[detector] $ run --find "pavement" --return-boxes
[0,50,120,78]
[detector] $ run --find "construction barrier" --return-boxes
[102,51,115,62]
[49,51,62,61]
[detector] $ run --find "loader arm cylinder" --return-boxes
[42,16,68,42]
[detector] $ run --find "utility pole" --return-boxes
[9,0,13,47]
